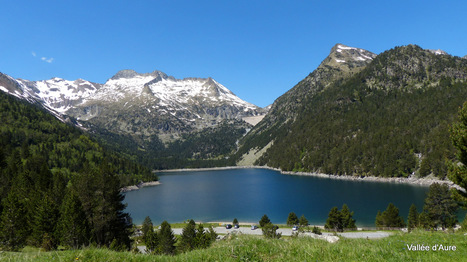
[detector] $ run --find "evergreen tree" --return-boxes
[299,214,309,227]
[407,204,419,232]
[194,224,210,249]
[141,216,154,244]
[73,162,133,249]
[423,183,458,230]
[179,219,196,252]
[375,211,384,228]
[145,229,159,254]
[376,203,405,228]
[325,207,342,232]
[418,211,432,229]
[31,194,59,249]
[340,204,356,230]
[0,190,29,251]
[287,212,299,226]
[207,225,218,243]
[259,214,271,227]
[262,223,281,239]
[157,221,176,255]
[233,218,239,225]
[449,101,467,208]
[56,191,90,249]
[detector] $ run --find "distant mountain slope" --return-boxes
[1,69,266,169]
[0,90,154,188]
[236,44,467,178]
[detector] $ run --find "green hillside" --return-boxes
[236,45,467,178]
[0,91,156,250]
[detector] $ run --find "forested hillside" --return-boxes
[89,119,248,170]
[236,45,467,178]
[0,91,156,250]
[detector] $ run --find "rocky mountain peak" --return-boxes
[110,69,139,80]
[428,49,448,55]
[323,44,376,70]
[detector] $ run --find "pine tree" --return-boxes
[141,216,154,244]
[375,211,384,228]
[407,204,419,232]
[179,219,196,252]
[299,215,309,227]
[158,221,176,255]
[325,207,342,232]
[207,225,218,243]
[423,183,458,230]
[233,218,239,225]
[418,211,432,229]
[259,214,271,227]
[0,190,29,251]
[194,224,210,249]
[72,162,133,249]
[377,203,405,228]
[31,194,59,249]
[287,212,299,226]
[56,190,90,249]
[340,204,357,230]
[262,223,281,239]
[449,101,467,208]
[145,229,159,254]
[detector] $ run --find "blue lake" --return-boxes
[124,168,431,226]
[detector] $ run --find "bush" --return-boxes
[312,226,322,235]
[262,223,281,239]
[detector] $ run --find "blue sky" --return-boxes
[1,0,466,107]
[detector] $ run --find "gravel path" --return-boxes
[173,227,393,239]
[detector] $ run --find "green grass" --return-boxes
[1,230,465,261]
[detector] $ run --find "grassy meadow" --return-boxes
[0,230,465,261]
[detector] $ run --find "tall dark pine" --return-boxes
[287,212,299,226]
[259,214,271,227]
[407,204,419,232]
[325,207,342,232]
[31,194,59,249]
[142,216,154,244]
[0,190,29,251]
[299,215,309,227]
[179,219,196,252]
[73,161,132,249]
[340,204,356,230]
[423,183,458,230]
[376,203,405,228]
[56,190,90,249]
[449,101,467,208]
[158,221,176,255]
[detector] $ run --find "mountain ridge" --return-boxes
[235,44,467,178]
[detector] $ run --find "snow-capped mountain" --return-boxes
[18,78,102,114]
[1,69,264,142]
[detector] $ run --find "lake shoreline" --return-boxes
[155,165,463,190]
[120,181,161,192]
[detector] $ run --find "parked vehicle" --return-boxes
[292,225,299,231]
[234,224,240,229]
[226,224,232,229]
[251,225,258,230]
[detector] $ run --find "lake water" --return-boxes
[124,168,431,226]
